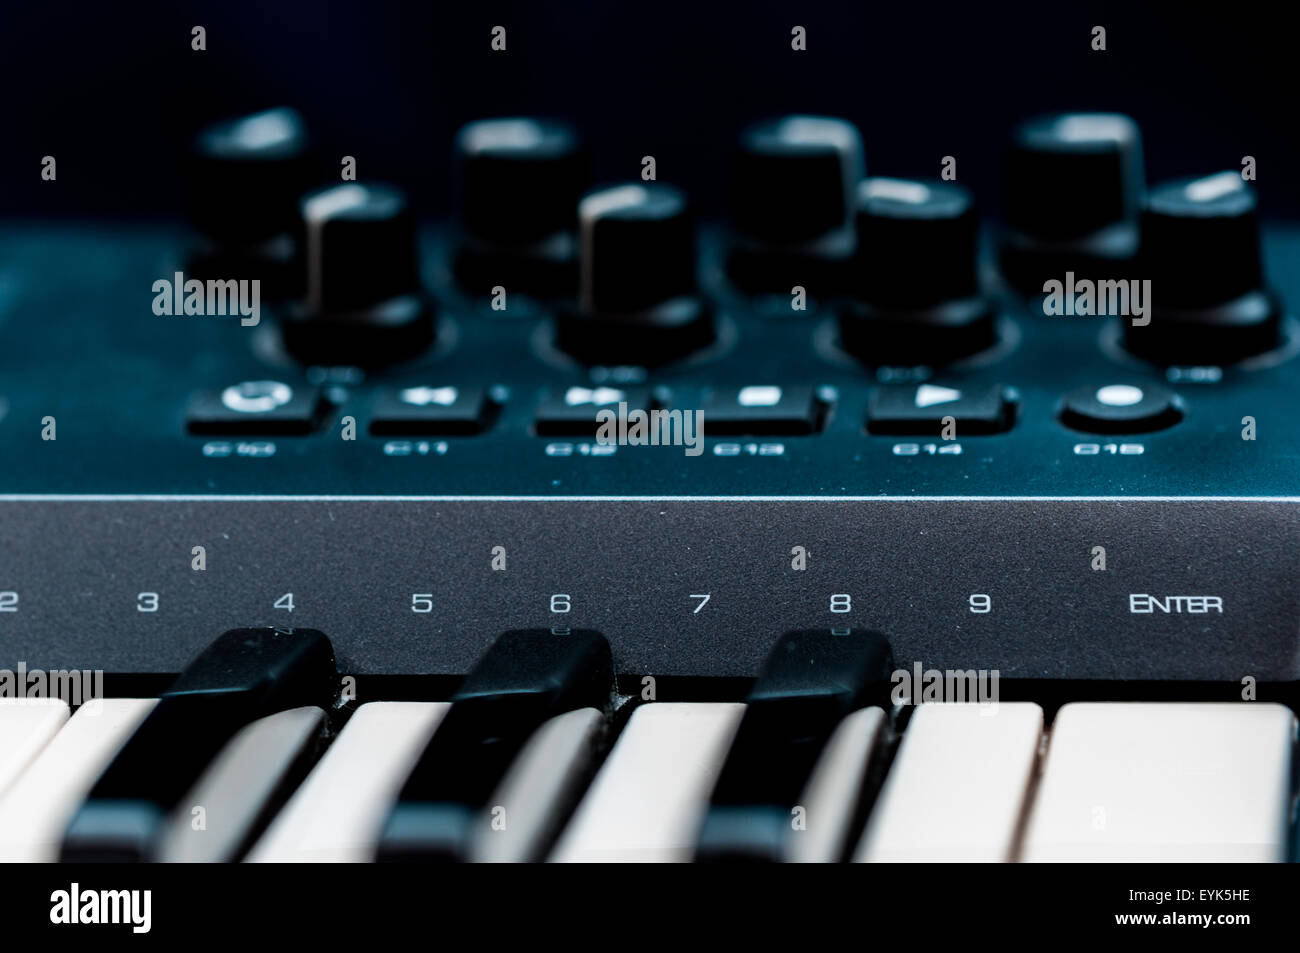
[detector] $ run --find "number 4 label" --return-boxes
[274,593,295,612]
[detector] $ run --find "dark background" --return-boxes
[2,0,1296,219]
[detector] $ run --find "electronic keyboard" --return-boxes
[1,104,1297,866]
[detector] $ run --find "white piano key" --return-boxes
[0,698,157,862]
[855,702,1043,862]
[550,702,745,863]
[0,698,70,797]
[158,705,325,862]
[247,701,450,862]
[788,706,886,863]
[470,707,603,863]
[1022,702,1296,862]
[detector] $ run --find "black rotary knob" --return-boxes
[456,118,584,245]
[280,182,435,366]
[839,177,995,365]
[1124,172,1280,365]
[554,183,713,365]
[187,107,313,245]
[186,107,314,296]
[999,112,1144,291]
[727,115,864,294]
[453,118,586,295]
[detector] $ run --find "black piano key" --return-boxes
[695,629,893,862]
[376,629,612,862]
[60,627,336,862]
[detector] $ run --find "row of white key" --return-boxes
[0,696,1293,861]
[0,698,152,862]
[0,698,325,862]
[1022,703,1294,862]
[250,702,605,862]
[553,701,1296,862]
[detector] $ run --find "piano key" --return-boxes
[468,707,603,863]
[0,698,71,797]
[247,701,450,862]
[550,702,745,863]
[1021,702,1295,862]
[61,627,337,861]
[376,629,612,861]
[854,702,1043,862]
[787,706,886,863]
[0,698,156,862]
[156,706,326,862]
[695,629,893,862]
[1292,799,1300,864]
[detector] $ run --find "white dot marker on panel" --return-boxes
[399,386,458,407]
[1095,384,1144,407]
[221,381,293,414]
[737,386,782,407]
[564,386,625,407]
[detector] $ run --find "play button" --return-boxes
[868,383,1013,435]
[914,384,963,408]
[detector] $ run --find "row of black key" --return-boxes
[56,625,892,862]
